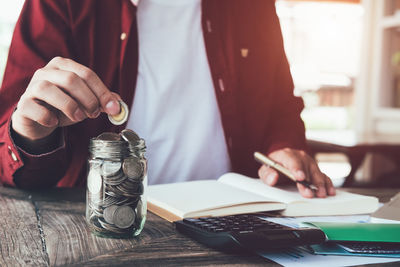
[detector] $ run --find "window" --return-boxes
[276,0,364,184]
[0,0,24,85]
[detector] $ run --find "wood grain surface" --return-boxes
[0,194,47,266]
[0,186,397,266]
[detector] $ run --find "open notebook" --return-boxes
[147,173,379,222]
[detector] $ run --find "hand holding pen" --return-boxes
[254,152,318,191]
[254,150,336,198]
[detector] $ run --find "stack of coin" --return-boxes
[120,129,146,158]
[86,129,147,238]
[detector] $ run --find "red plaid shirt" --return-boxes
[0,0,306,188]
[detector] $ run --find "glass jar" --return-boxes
[86,130,147,238]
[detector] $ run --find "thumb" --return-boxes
[101,92,121,115]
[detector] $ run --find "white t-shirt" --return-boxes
[127,0,231,185]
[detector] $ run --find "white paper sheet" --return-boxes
[261,215,370,229]
[257,246,399,267]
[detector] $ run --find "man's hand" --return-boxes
[258,148,336,198]
[12,57,121,141]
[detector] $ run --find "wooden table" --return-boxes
[0,186,399,266]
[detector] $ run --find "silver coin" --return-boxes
[91,143,128,158]
[101,161,122,177]
[113,206,136,229]
[118,183,143,198]
[96,132,121,141]
[101,195,120,208]
[87,168,102,194]
[88,191,103,207]
[103,171,126,185]
[119,197,140,207]
[136,138,146,149]
[105,189,121,198]
[108,100,129,126]
[87,200,103,216]
[103,205,118,224]
[120,129,140,144]
[122,158,143,180]
[116,179,141,191]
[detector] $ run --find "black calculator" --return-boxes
[175,214,326,251]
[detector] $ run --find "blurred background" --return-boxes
[0,0,24,80]
[1,0,399,187]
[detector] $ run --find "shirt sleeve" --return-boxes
[265,53,308,155]
[0,0,73,188]
[263,2,308,155]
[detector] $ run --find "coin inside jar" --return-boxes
[103,205,118,224]
[96,132,121,141]
[120,129,140,144]
[123,158,143,180]
[108,100,129,125]
[87,167,102,194]
[101,161,122,177]
[113,206,136,229]
[86,129,147,238]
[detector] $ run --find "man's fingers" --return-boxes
[258,165,279,186]
[33,68,100,118]
[296,183,314,198]
[26,80,85,122]
[324,172,336,196]
[309,162,328,198]
[17,97,59,127]
[262,148,336,198]
[47,57,120,115]
[270,149,306,181]
[287,150,308,181]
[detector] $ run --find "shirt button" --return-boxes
[8,146,18,162]
[120,32,127,41]
[206,19,212,33]
[241,48,249,58]
[218,78,225,92]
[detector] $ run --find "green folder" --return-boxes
[305,222,400,243]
